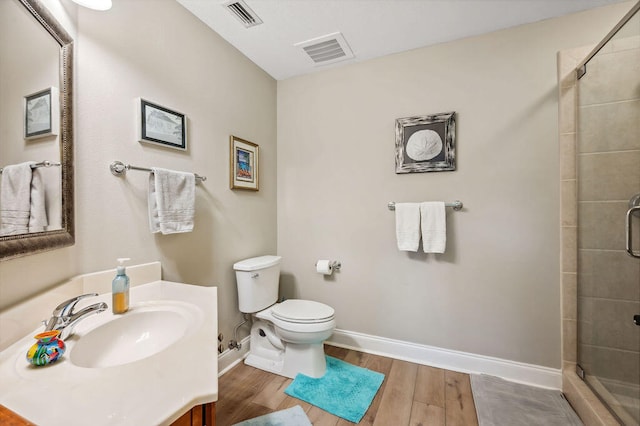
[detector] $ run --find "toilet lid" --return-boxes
[272,300,334,323]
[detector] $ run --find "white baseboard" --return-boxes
[327,329,562,390]
[217,336,251,376]
[216,329,562,390]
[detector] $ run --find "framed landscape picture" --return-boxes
[230,135,259,191]
[24,87,59,140]
[137,98,187,151]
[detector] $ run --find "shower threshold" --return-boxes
[584,374,640,426]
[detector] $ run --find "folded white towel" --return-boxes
[0,162,34,236]
[420,201,446,253]
[148,167,196,235]
[395,202,421,252]
[29,167,48,233]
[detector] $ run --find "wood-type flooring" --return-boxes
[216,345,479,426]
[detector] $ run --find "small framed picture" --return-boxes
[230,135,259,191]
[137,98,187,151]
[395,111,456,173]
[24,87,59,140]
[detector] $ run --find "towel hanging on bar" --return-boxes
[148,167,196,235]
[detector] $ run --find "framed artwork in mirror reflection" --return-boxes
[230,135,259,191]
[24,87,59,140]
[395,111,456,173]
[137,98,187,151]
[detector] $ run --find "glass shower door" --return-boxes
[576,7,640,425]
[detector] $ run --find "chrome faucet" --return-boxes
[44,293,108,340]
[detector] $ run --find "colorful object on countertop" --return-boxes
[26,330,66,366]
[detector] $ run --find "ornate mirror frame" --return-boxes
[1,0,74,260]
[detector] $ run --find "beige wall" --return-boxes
[277,3,633,369]
[0,0,277,349]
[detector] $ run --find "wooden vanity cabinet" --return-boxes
[171,402,216,426]
[1,402,215,426]
[0,405,34,425]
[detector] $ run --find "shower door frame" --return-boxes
[576,2,640,79]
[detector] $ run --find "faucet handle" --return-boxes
[53,293,99,317]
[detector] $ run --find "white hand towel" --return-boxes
[0,162,34,236]
[395,202,421,252]
[148,167,195,235]
[29,167,48,233]
[420,201,446,253]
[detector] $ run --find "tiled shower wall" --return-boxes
[577,33,640,395]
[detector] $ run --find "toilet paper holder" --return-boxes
[315,260,341,271]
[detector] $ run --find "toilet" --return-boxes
[233,255,336,378]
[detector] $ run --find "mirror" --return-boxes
[0,0,74,260]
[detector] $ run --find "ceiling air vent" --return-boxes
[295,32,354,66]
[223,0,263,28]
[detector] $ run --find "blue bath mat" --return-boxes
[284,356,385,423]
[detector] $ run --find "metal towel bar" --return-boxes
[109,160,206,182]
[0,160,61,173]
[388,200,463,211]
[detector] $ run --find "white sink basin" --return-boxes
[70,301,201,368]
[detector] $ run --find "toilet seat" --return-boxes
[271,299,335,324]
[255,299,336,335]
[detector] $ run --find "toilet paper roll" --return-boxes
[316,260,333,275]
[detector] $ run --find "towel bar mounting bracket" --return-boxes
[110,161,127,176]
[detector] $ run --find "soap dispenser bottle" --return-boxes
[112,258,131,314]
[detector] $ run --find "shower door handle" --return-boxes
[625,206,640,258]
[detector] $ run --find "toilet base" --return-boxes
[245,321,328,379]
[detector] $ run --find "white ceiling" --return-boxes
[177,0,627,80]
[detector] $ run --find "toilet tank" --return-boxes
[233,255,282,313]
